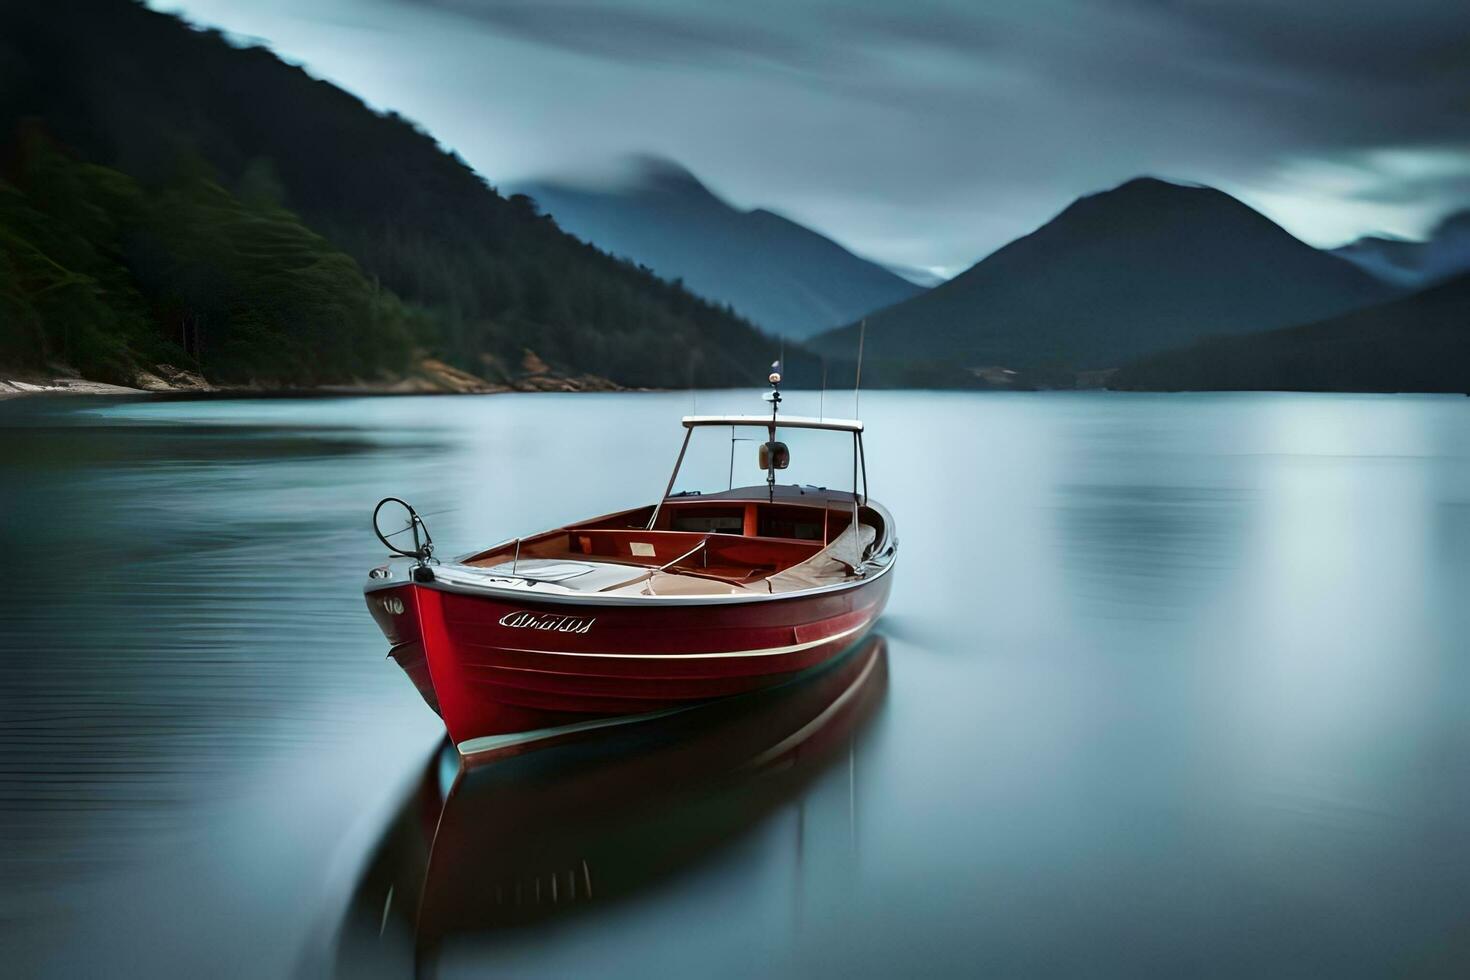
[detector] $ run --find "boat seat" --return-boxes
[638,572,759,596]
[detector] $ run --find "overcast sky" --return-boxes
[151,0,1470,277]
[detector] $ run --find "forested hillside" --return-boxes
[1,130,421,385]
[1111,272,1470,393]
[0,0,795,388]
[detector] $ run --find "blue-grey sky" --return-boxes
[151,0,1470,277]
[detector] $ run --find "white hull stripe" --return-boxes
[456,704,690,757]
[485,620,870,661]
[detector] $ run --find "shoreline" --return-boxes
[0,355,634,402]
[0,371,641,402]
[5,375,1464,402]
[0,379,638,401]
[0,377,151,399]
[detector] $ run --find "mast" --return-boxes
[767,361,782,502]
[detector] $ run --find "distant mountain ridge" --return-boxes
[810,177,1397,375]
[513,157,924,340]
[1332,210,1470,288]
[1112,270,1470,393]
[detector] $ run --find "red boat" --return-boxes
[365,373,897,759]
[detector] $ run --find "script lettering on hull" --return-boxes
[498,610,596,634]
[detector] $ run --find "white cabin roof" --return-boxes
[681,414,864,433]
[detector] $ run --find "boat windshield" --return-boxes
[668,423,864,499]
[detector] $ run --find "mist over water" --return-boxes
[2,390,1468,976]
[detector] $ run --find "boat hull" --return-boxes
[369,572,892,752]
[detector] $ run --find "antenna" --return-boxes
[819,357,827,421]
[854,318,866,417]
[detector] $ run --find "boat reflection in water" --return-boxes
[327,635,888,977]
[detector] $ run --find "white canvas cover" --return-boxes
[763,521,876,593]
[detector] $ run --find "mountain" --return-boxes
[0,1,798,389]
[1111,271,1470,393]
[1332,210,1470,288]
[810,177,1397,376]
[512,158,924,340]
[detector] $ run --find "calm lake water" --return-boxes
[2,390,1469,977]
